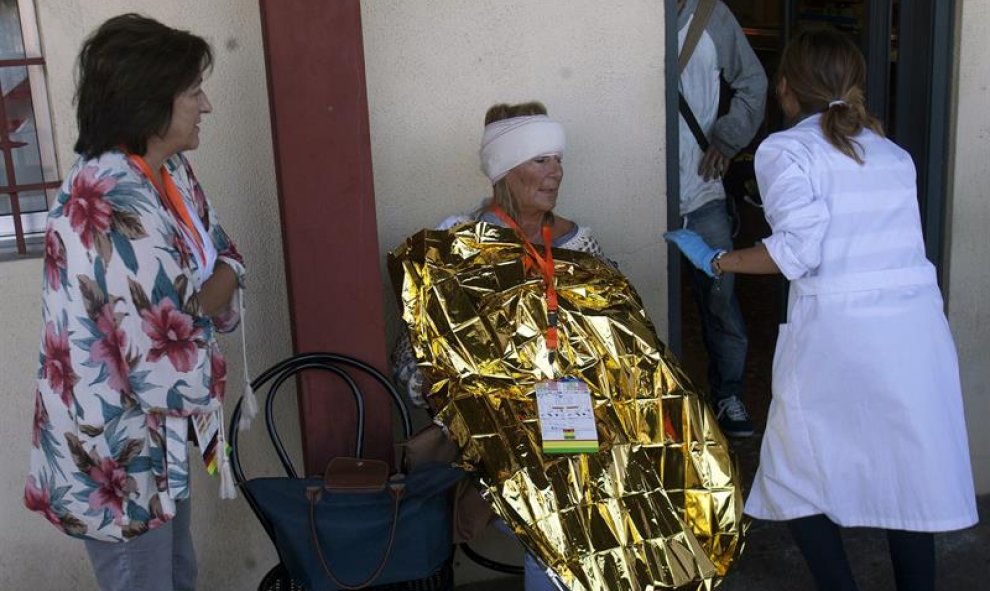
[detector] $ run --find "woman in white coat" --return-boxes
[665,29,977,591]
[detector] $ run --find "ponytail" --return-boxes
[778,29,883,165]
[819,86,883,164]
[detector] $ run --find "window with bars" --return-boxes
[0,0,59,256]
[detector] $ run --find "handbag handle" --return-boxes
[305,481,407,590]
[230,353,414,481]
[265,363,367,478]
[229,353,415,549]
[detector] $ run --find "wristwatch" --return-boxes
[711,250,728,277]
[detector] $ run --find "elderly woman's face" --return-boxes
[505,154,563,217]
[159,75,212,154]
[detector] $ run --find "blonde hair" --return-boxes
[778,29,884,164]
[484,101,550,220]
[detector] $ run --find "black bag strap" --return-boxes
[230,352,413,480]
[678,0,717,152]
[679,91,711,153]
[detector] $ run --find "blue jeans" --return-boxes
[683,199,748,403]
[84,499,197,591]
[496,519,562,590]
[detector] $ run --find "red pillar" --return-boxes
[258,0,391,474]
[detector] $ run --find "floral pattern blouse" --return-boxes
[25,151,245,542]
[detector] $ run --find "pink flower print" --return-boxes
[145,412,162,432]
[64,166,115,249]
[209,348,227,400]
[44,230,66,290]
[141,299,202,372]
[90,304,131,393]
[87,457,129,520]
[32,388,49,448]
[24,476,63,531]
[42,322,78,408]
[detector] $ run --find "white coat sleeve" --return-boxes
[755,136,830,280]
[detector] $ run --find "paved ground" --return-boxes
[454,496,989,590]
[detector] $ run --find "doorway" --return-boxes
[666,0,957,479]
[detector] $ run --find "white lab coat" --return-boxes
[744,115,978,531]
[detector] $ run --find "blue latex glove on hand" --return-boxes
[663,229,720,278]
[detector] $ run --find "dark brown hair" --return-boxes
[74,14,213,158]
[484,101,547,126]
[484,101,552,219]
[778,29,883,164]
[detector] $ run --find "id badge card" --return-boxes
[535,378,599,454]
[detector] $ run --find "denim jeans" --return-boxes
[84,499,197,591]
[496,519,563,590]
[682,199,748,403]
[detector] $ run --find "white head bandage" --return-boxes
[479,115,565,184]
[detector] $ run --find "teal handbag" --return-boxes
[230,353,463,590]
[245,460,462,590]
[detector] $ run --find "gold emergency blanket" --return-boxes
[388,223,743,590]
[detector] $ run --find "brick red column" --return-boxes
[259,0,391,474]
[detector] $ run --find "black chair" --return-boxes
[228,352,454,591]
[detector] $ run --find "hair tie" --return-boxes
[828,100,847,109]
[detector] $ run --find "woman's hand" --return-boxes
[197,261,238,317]
[663,229,720,278]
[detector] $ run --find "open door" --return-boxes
[667,0,957,456]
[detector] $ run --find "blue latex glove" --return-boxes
[663,229,720,278]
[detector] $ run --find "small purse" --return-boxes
[402,423,494,545]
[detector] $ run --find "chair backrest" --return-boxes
[228,352,413,544]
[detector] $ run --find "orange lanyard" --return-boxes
[128,155,206,263]
[489,205,560,359]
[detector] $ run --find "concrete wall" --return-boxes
[947,0,990,494]
[0,2,293,589]
[361,0,670,349]
[2,0,985,588]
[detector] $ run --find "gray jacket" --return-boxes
[678,0,767,213]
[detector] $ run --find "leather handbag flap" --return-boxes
[324,457,390,493]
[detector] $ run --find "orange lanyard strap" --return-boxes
[128,155,206,261]
[489,205,560,357]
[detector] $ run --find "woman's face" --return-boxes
[505,154,563,217]
[159,75,212,155]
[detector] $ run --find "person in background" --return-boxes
[675,0,767,437]
[24,14,245,591]
[392,101,608,591]
[666,29,977,591]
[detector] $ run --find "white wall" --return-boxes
[361,0,668,583]
[362,0,670,350]
[947,0,990,494]
[0,2,293,589]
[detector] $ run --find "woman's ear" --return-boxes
[776,77,800,119]
[776,77,788,98]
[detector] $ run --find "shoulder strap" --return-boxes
[678,0,717,75]
[677,0,717,151]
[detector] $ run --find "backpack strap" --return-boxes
[678,0,718,151]
[678,0,717,74]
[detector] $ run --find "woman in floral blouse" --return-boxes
[24,14,244,591]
